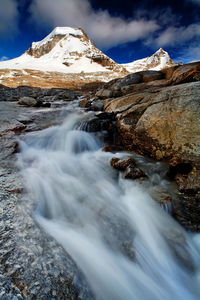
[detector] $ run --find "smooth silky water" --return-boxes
[18,108,200,300]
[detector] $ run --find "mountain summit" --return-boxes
[122,48,176,72]
[0,27,126,74]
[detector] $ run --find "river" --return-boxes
[18,101,200,300]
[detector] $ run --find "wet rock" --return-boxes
[95,112,115,120]
[41,102,51,108]
[18,96,37,107]
[110,158,120,168]
[124,166,147,180]
[82,117,101,132]
[79,98,91,108]
[149,186,172,204]
[110,157,137,171]
[102,145,123,152]
[91,101,104,111]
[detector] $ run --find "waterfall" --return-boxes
[18,111,200,300]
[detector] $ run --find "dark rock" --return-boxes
[167,162,193,180]
[41,102,51,108]
[81,117,101,132]
[91,101,104,111]
[110,158,120,168]
[110,157,137,171]
[124,166,147,180]
[102,145,123,152]
[95,112,115,120]
[140,70,164,82]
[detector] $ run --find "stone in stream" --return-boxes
[18,96,37,107]
[110,157,137,171]
[110,157,147,180]
[124,166,147,180]
[79,98,91,108]
[90,101,104,111]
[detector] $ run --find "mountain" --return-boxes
[0,27,126,74]
[122,48,176,72]
[0,27,178,88]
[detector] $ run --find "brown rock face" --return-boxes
[26,35,65,58]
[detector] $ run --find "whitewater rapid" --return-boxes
[18,111,200,300]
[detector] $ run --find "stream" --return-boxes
[18,101,200,300]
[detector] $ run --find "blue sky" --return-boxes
[0,0,200,64]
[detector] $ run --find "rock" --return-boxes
[110,157,137,171]
[140,70,164,82]
[81,117,101,132]
[79,98,91,108]
[91,101,104,111]
[117,73,142,86]
[18,96,37,107]
[41,102,51,108]
[95,112,115,120]
[110,158,120,168]
[149,186,172,204]
[124,166,147,180]
[107,81,200,165]
[95,89,113,99]
[102,145,123,152]
[170,62,200,85]
[103,63,200,230]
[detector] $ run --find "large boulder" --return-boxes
[105,80,200,231]
[18,96,37,107]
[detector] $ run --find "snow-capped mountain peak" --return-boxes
[122,48,176,72]
[29,27,84,56]
[0,27,126,75]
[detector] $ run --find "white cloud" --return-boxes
[0,0,19,37]
[155,23,200,47]
[29,0,159,48]
[0,56,9,61]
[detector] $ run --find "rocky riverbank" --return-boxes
[84,61,200,231]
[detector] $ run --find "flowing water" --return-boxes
[18,104,200,300]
